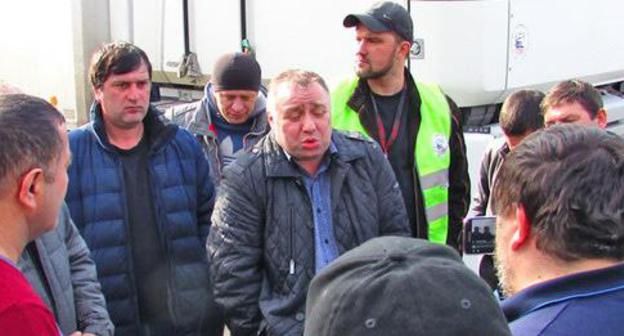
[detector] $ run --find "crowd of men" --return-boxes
[1,1,623,336]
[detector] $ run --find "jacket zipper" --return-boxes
[289,207,295,275]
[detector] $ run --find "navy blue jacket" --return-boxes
[66,104,219,335]
[502,262,624,335]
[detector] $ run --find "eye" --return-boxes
[285,109,303,121]
[312,106,326,116]
[220,95,235,103]
[136,80,149,89]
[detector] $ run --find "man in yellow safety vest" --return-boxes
[332,1,470,251]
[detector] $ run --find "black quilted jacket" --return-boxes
[207,131,411,336]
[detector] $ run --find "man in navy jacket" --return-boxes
[66,42,222,336]
[493,124,624,335]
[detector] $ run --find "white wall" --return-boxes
[251,0,383,87]
[2,0,623,119]
[110,0,242,78]
[0,0,77,120]
[506,0,624,88]
[114,0,392,87]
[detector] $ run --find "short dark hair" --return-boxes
[89,41,152,89]
[541,79,603,119]
[0,94,66,192]
[493,125,624,261]
[499,90,544,136]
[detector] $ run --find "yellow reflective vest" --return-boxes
[331,78,451,244]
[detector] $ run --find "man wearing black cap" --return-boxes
[304,237,511,336]
[332,1,470,251]
[168,52,269,185]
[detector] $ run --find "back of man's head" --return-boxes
[500,89,544,136]
[542,79,603,120]
[493,124,624,262]
[89,41,152,89]
[0,94,65,196]
[304,237,511,336]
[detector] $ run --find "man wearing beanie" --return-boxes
[168,52,269,185]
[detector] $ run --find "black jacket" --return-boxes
[343,70,470,250]
[207,131,411,336]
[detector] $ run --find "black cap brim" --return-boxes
[343,14,390,33]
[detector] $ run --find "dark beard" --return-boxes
[356,61,394,80]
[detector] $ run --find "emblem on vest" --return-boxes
[432,134,449,156]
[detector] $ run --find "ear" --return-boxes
[511,204,531,251]
[92,85,104,103]
[17,168,44,210]
[398,40,411,59]
[267,110,275,126]
[596,108,608,129]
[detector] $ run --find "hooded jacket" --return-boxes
[166,83,270,185]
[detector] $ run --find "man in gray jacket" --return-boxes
[18,205,114,336]
[167,52,269,184]
[207,69,411,336]
[1,82,113,336]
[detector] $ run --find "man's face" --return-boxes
[544,101,604,128]
[214,89,258,124]
[33,124,71,238]
[354,25,405,79]
[494,210,518,297]
[94,62,151,130]
[268,81,332,169]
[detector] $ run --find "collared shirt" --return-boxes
[285,142,340,272]
[501,262,624,336]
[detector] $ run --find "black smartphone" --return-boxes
[463,216,496,254]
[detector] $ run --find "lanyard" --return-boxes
[370,87,407,154]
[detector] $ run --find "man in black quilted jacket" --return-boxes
[207,69,411,336]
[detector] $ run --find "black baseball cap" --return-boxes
[343,1,413,42]
[304,237,511,336]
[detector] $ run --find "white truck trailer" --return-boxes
[1,2,623,265]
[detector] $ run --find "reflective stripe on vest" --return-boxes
[331,78,451,244]
[415,82,451,244]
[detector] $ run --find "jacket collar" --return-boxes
[501,262,624,322]
[346,68,420,142]
[90,102,178,154]
[263,131,366,178]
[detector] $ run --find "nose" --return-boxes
[302,112,316,133]
[127,83,142,102]
[231,97,245,112]
[357,40,367,56]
